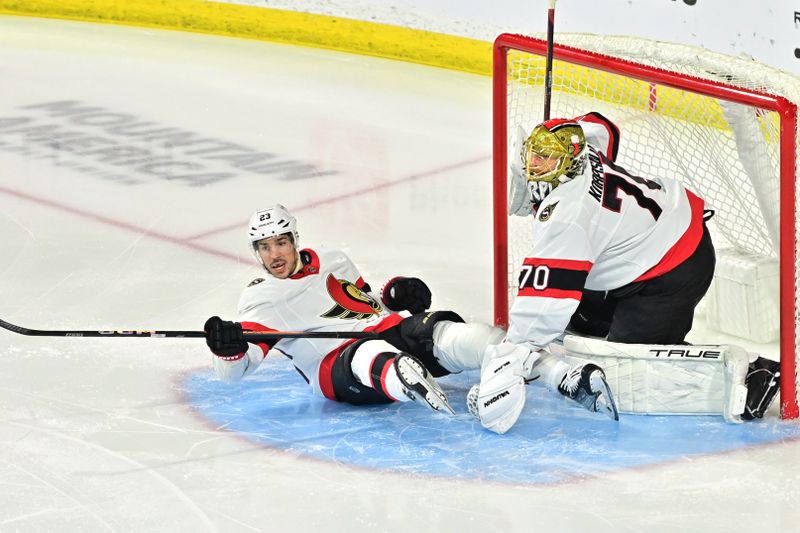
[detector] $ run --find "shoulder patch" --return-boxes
[247,278,265,287]
[538,201,558,222]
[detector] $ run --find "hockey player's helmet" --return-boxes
[247,204,299,257]
[522,119,587,185]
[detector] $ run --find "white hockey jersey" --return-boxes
[507,116,705,349]
[222,247,402,399]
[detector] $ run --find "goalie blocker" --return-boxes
[561,335,780,422]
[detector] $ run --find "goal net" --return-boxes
[492,33,799,418]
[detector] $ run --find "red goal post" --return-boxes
[492,33,799,418]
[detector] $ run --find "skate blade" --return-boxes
[398,358,455,415]
[407,382,455,415]
[431,394,456,415]
[589,372,619,421]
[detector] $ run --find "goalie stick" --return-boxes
[0,317,381,341]
[543,0,557,120]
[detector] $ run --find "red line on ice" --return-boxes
[0,154,488,262]
[184,155,490,241]
[0,185,243,263]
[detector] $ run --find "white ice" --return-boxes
[0,16,797,533]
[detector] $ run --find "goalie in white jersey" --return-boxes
[469,112,780,432]
[511,112,714,346]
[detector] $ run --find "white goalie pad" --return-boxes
[562,335,749,423]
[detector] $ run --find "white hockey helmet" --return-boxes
[247,204,299,256]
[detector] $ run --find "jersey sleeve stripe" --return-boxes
[521,257,593,271]
[518,287,584,300]
[634,189,705,282]
[517,260,590,299]
[241,321,279,355]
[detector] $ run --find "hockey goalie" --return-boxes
[469,111,781,433]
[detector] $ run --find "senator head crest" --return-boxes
[321,274,382,320]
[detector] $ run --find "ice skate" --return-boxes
[741,356,780,420]
[558,363,619,421]
[394,353,455,415]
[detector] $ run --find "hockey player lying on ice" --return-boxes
[469,111,780,431]
[203,204,618,432]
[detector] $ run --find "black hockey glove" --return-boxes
[204,316,248,358]
[381,277,432,315]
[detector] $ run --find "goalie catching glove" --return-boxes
[381,277,432,315]
[204,316,248,360]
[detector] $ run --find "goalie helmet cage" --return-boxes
[491,33,799,418]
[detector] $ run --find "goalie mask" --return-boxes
[247,204,299,262]
[521,119,587,206]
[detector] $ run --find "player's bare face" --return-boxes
[257,236,298,279]
[526,153,559,177]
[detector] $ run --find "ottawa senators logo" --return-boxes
[321,274,381,320]
[538,201,558,222]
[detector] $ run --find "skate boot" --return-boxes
[741,356,780,420]
[558,363,619,421]
[394,353,455,415]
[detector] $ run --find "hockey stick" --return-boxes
[0,317,380,341]
[543,0,557,121]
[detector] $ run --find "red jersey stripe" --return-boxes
[518,287,584,300]
[379,361,398,402]
[367,353,380,389]
[241,321,279,356]
[521,257,593,271]
[634,190,705,282]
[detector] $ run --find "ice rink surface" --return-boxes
[1,16,799,533]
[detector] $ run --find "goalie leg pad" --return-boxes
[563,335,749,422]
[722,345,749,423]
